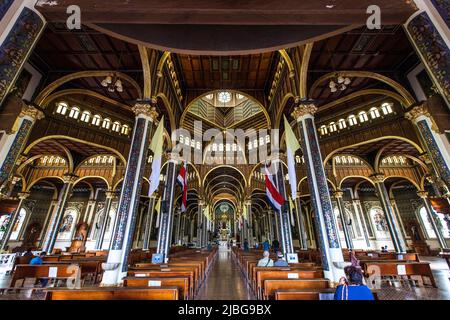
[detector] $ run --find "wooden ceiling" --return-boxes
[174,53,276,91]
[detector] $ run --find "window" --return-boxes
[338,119,347,130]
[112,121,121,132]
[381,102,393,115]
[358,111,369,122]
[102,118,111,130]
[121,125,130,135]
[329,122,337,133]
[56,102,68,115]
[369,107,381,119]
[9,208,27,241]
[218,91,232,103]
[92,114,102,126]
[347,115,358,126]
[319,125,328,135]
[69,107,80,119]
[265,135,271,144]
[419,207,450,239]
[80,111,91,123]
[184,136,190,146]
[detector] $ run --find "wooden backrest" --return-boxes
[264,279,330,299]
[45,287,179,300]
[124,276,189,300]
[257,269,324,290]
[11,264,81,287]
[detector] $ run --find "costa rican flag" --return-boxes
[177,161,188,212]
[265,165,285,211]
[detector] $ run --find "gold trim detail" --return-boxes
[291,103,318,121]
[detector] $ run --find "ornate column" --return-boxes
[245,200,254,247]
[202,212,208,247]
[352,199,371,248]
[196,201,204,248]
[292,103,344,282]
[42,174,78,253]
[0,1,46,107]
[101,103,157,286]
[39,199,58,247]
[95,190,116,250]
[267,210,274,242]
[294,197,308,250]
[0,191,29,250]
[405,106,450,189]
[405,1,449,105]
[390,198,408,241]
[0,105,44,193]
[155,153,178,262]
[417,191,448,250]
[174,208,181,245]
[333,190,353,250]
[370,174,408,253]
[143,195,156,250]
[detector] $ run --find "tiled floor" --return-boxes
[195,250,255,300]
[0,254,448,300]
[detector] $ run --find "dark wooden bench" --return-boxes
[11,264,82,288]
[263,278,330,300]
[123,276,189,300]
[44,286,179,300]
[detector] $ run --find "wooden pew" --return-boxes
[274,288,336,300]
[124,276,189,300]
[11,264,81,288]
[256,269,324,300]
[263,278,330,300]
[362,261,436,287]
[45,287,179,300]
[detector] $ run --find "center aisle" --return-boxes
[196,249,255,300]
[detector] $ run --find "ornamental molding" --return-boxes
[369,173,385,184]
[404,105,430,122]
[132,102,159,121]
[291,103,317,121]
[17,192,30,200]
[20,104,44,121]
[416,190,428,199]
[333,190,344,199]
[62,174,79,184]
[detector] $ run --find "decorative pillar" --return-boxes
[352,199,371,248]
[202,212,208,247]
[39,200,57,247]
[101,103,157,286]
[143,195,156,250]
[333,190,353,250]
[0,191,29,250]
[292,103,344,282]
[95,190,116,250]
[0,1,46,106]
[268,211,274,242]
[370,174,408,253]
[155,153,178,262]
[245,200,253,247]
[390,199,408,241]
[42,174,78,253]
[405,1,449,105]
[417,191,448,250]
[405,106,450,188]
[0,105,44,192]
[196,201,204,248]
[294,197,308,250]
[174,209,181,245]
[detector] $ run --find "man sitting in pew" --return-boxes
[334,266,374,301]
[274,252,289,267]
[257,251,274,267]
[29,252,48,287]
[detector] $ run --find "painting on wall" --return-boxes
[369,207,390,239]
[57,209,77,240]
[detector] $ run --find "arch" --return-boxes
[41,89,131,110]
[248,159,289,186]
[74,154,117,173]
[323,136,424,166]
[383,175,421,191]
[308,71,416,106]
[203,165,248,188]
[331,153,376,173]
[339,175,375,189]
[278,49,295,78]
[34,71,143,106]
[24,135,127,166]
[26,176,65,192]
[156,92,177,133]
[274,93,295,129]
[74,176,110,190]
[377,153,429,173]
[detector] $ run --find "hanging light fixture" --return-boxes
[329,73,351,93]
[101,74,123,93]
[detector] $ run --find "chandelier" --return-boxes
[101,74,123,93]
[329,74,351,93]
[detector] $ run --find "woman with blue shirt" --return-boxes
[334,266,375,300]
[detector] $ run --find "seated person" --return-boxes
[257,250,274,267]
[22,248,34,257]
[274,251,289,267]
[30,252,48,287]
[334,266,375,300]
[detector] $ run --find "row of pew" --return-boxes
[232,248,334,300]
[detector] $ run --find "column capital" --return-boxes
[291,102,318,121]
[62,174,78,184]
[333,190,344,199]
[15,155,28,166]
[132,101,159,121]
[244,200,252,206]
[20,104,44,121]
[419,153,431,164]
[404,104,430,122]
[17,192,30,200]
[105,190,118,199]
[369,173,385,184]
[417,190,429,199]
[167,152,182,163]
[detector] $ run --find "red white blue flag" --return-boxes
[265,165,285,211]
[177,161,188,212]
